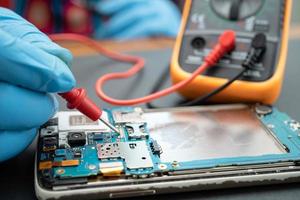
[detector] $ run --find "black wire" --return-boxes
[146,67,247,108]
[146,33,266,108]
[179,68,247,106]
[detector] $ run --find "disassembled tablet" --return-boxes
[35,104,300,199]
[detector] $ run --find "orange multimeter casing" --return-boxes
[171,0,292,104]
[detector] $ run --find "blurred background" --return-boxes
[0,0,183,40]
[0,0,300,200]
[276,0,300,119]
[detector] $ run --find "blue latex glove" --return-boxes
[91,0,181,40]
[0,8,75,162]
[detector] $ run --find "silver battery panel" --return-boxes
[143,107,286,163]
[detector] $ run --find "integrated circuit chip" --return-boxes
[67,132,86,147]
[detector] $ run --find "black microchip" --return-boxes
[40,169,55,188]
[93,132,104,140]
[68,132,86,147]
[43,137,57,147]
[150,140,162,157]
[52,177,88,186]
[74,150,82,158]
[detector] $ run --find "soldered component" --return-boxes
[43,146,57,152]
[172,161,180,168]
[118,127,126,139]
[56,168,65,175]
[286,120,300,131]
[40,126,58,137]
[158,164,168,170]
[99,161,124,176]
[88,164,97,170]
[68,132,86,147]
[125,123,148,139]
[92,132,105,140]
[97,141,153,169]
[55,149,67,157]
[42,136,58,152]
[150,140,162,157]
[74,149,82,158]
[58,132,71,149]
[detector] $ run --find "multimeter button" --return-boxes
[218,63,241,69]
[243,70,262,78]
[254,21,270,32]
[230,52,247,60]
[219,59,231,65]
[191,37,206,49]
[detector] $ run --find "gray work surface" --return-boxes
[1,4,300,197]
[1,39,300,200]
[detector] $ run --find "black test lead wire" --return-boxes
[146,33,267,108]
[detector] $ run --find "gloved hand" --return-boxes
[90,0,181,40]
[0,8,75,162]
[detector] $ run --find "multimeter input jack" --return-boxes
[191,37,206,49]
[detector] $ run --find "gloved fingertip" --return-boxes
[35,42,74,66]
[93,0,141,15]
[0,129,37,162]
[0,82,59,130]
[48,44,73,66]
[94,0,115,14]
[49,93,59,113]
[0,7,21,19]
[47,71,76,93]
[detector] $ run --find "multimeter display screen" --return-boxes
[144,107,286,163]
[179,0,284,82]
[186,0,282,36]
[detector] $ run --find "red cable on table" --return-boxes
[50,30,235,129]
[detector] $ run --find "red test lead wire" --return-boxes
[59,88,101,121]
[96,30,235,105]
[51,30,235,107]
[59,88,120,133]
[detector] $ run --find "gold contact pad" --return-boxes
[39,160,79,170]
[52,160,80,167]
[39,161,53,170]
[99,162,124,177]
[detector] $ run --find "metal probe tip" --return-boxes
[98,117,120,134]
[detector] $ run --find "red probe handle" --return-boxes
[59,88,102,121]
[204,30,236,66]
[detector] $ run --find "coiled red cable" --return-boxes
[49,30,235,106]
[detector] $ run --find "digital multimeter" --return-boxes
[171,0,292,104]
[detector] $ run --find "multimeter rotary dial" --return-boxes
[211,0,264,21]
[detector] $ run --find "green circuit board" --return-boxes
[37,105,300,188]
